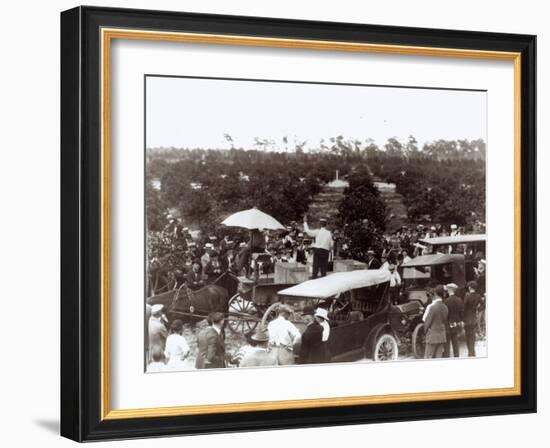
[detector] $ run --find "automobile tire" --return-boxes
[411,323,426,359]
[373,333,399,362]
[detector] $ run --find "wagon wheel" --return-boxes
[476,309,486,339]
[260,302,296,329]
[373,333,399,362]
[411,323,426,359]
[226,294,260,336]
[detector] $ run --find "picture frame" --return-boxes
[60,5,536,441]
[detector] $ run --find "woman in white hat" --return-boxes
[314,308,331,362]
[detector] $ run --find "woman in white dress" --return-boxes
[164,319,193,371]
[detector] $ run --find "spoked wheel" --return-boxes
[374,333,399,362]
[411,323,426,359]
[226,294,260,336]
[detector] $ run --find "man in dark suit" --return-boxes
[463,280,482,357]
[366,250,381,269]
[186,260,204,290]
[298,306,325,364]
[423,285,449,359]
[195,312,226,369]
[443,283,464,358]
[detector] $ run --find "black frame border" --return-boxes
[61,6,536,442]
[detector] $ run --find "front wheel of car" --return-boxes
[373,333,399,362]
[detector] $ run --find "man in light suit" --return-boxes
[423,285,449,359]
[195,312,226,369]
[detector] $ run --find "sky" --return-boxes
[146,75,487,151]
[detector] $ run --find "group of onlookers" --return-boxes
[422,280,484,359]
[146,303,333,372]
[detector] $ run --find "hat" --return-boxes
[314,308,329,321]
[151,304,164,315]
[430,226,436,231]
[367,249,375,255]
[205,243,214,249]
[450,224,458,229]
[209,235,217,241]
[445,283,458,291]
[319,218,328,224]
[239,242,247,248]
[250,326,269,342]
[297,233,304,238]
[182,227,189,232]
[302,305,315,316]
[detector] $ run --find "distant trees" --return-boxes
[146,135,486,235]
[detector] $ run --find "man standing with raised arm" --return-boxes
[303,215,333,279]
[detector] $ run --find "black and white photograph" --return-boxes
[144,75,488,372]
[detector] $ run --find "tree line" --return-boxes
[146,136,486,237]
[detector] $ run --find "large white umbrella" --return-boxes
[221,207,285,230]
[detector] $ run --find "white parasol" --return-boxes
[221,207,284,230]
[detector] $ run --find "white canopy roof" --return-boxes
[278,269,391,299]
[420,234,486,245]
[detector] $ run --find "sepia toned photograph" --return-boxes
[144,75,488,373]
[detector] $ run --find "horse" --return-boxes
[146,270,239,323]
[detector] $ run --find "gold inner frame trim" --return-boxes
[100,27,522,421]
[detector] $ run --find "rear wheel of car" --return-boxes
[411,323,426,359]
[373,333,399,362]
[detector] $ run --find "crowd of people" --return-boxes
[146,213,487,371]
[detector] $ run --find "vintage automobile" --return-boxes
[419,234,486,281]
[273,269,425,362]
[400,252,487,357]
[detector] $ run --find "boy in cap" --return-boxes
[238,327,277,368]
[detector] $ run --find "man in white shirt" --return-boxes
[267,305,301,365]
[303,216,333,278]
